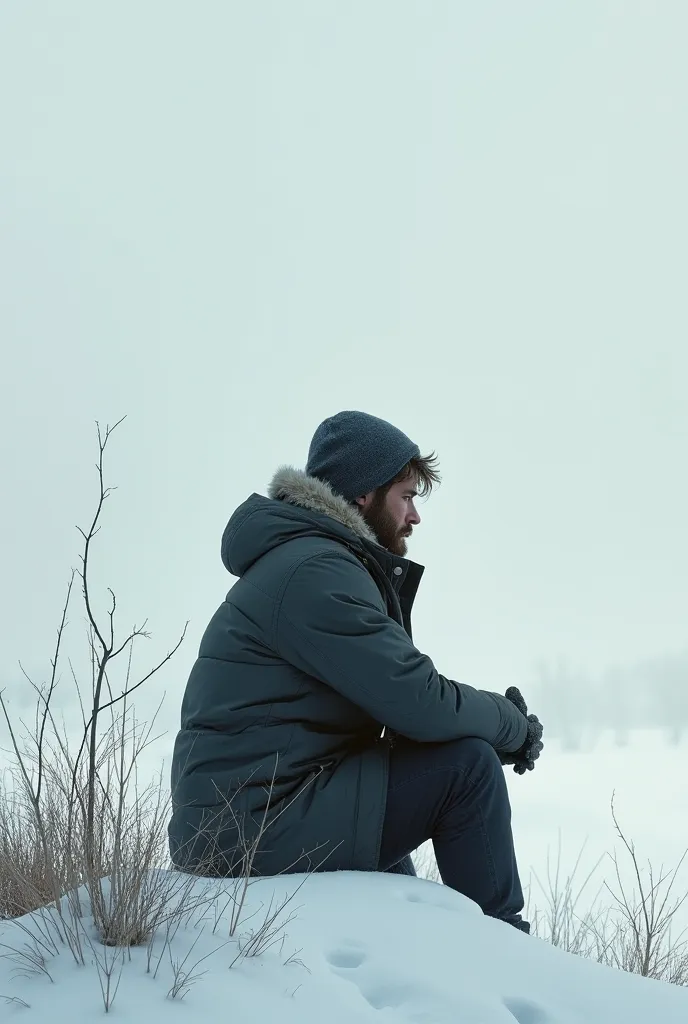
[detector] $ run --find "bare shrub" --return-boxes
[0,421,185,934]
[525,832,607,958]
[412,808,687,987]
[0,418,322,1008]
[527,801,688,986]
[599,797,688,984]
[0,775,65,921]
[0,419,189,1006]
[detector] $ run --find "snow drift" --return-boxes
[2,870,687,1023]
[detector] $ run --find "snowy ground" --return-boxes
[2,870,687,1023]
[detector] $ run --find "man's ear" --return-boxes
[354,491,376,512]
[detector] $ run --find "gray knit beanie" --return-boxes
[306,411,420,501]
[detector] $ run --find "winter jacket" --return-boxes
[167,468,527,876]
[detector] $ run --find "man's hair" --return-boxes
[379,452,441,499]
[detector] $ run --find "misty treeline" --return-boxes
[530,654,688,749]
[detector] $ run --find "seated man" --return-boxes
[168,411,543,931]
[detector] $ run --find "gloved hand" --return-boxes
[512,714,544,774]
[505,685,528,717]
[499,686,544,775]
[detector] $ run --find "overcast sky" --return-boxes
[1,3,686,884]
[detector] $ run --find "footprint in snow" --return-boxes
[503,995,553,1024]
[359,979,464,1021]
[404,887,468,914]
[328,944,465,1020]
[363,981,411,1010]
[326,944,367,970]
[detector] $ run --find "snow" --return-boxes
[2,870,687,1023]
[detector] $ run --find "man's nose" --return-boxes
[408,503,421,526]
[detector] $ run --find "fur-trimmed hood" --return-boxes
[267,466,377,544]
[221,467,377,577]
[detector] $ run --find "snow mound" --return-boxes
[1,870,687,1022]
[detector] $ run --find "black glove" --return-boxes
[513,714,544,774]
[499,686,544,775]
[505,685,528,717]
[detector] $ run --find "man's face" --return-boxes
[356,475,421,557]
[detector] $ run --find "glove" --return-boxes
[499,686,544,774]
[505,685,528,717]
[512,714,544,774]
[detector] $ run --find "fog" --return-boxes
[1,3,686,878]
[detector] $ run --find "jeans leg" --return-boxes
[379,737,528,931]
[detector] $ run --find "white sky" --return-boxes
[1,3,687,880]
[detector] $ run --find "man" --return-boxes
[168,411,543,931]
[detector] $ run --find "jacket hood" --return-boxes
[221,466,377,577]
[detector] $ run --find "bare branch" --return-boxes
[34,571,76,805]
[110,625,152,662]
[77,417,126,658]
[107,589,117,651]
[94,624,188,718]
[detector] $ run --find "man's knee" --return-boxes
[440,736,502,774]
[387,735,505,797]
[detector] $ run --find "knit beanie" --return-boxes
[306,411,420,501]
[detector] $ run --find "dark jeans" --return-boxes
[380,736,529,932]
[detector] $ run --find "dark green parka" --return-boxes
[168,468,527,875]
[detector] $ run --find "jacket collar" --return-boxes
[268,466,378,544]
[267,467,425,625]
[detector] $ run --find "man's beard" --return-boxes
[361,491,411,557]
